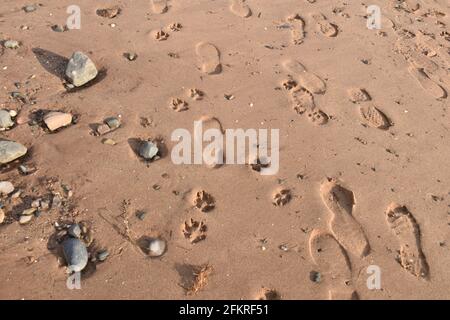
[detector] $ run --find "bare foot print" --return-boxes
[408,65,447,99]
[282,59,326,94]
[359,105,390,129]
[320,179,370,257]
[311,13,338,37]
[182,218,207,243]
[347,88,371,103]
[286,14,305,45]
[170,98,189,112]
[193,190,215,212]
[151,0,168,14]
[196,42,222,75]
[230,0,252,18]
[272,188,291,206]
[385,203,429,279]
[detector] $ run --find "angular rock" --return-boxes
[62,238,88,272]
[0,140,27,164]
[44,112,72,131]
[105,117,120,129]
[139,141,159,160]
[0,181,14,195]
[68,223,82,238]
[4,40,20,49]
[19,214,33,225]
[0,110,14,129]
[65,52,98,87]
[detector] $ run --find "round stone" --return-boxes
[147,238,166,257]
[0,110,14,129]
[0,140,27,164]
[0,181,14,195]
[62,238,88,272]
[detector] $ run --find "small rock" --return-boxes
[4,40,20,49]
[62,238,88,272]
[124,52,137,61]
[310,271,321,283]
[0,140,27,164]
[65,51,98,87]
[23,5,37,13]
[96,7,121,18]
[0,181,14,195]
[139,141,159,160]
[0,110,14,129]
[21,208,36,216]
[43,111,72,131]
[97,250,109,261]
[96,124,111,135]
[31,199,41,208]
[102,138,116,145]
[0,208,5,224]
[105,117,120,129]
[19,214,33,225]
[147,238,166,257]
[9,110,17,117]
[68,223,82,238]
[51,24,68,32]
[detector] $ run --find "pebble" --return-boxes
[124,52,137,61]
[43,111,72,131]
[0,140,27,164]
[9,110,17,117]
[0,181,14,195]
[4,40,20,49]
[62,238,88,272]
[65,51,98,87]
[0,208,5,224]
[147,238,166,257]
[68,223,82,238]
[102,138,116,145]
[22,208,36,216]
[0,110,14,129]
[97,250,109,262]
[139,141,159,160]
[19,214,33,225]
[105,117,120,129]
[23,5,37,13]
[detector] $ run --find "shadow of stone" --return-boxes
[32,48,68,80]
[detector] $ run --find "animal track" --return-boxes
[153,29,169,41]
[170,98,189,112]
[320,179,370,258]
[230,0,252,18]
[307,109,329,126]
[182,218,207,244]
[311,13,338,37]
[408,65,447,99]
[272,188,291,206]
[290,88,315,114]
[385,203,429,279]
[188,88,204,100]
[193,190,215,212]
[151,0,168,14]
[359,105,390,129]
[196,42,222,75]
[286,14,305,45]
[282,59,326,94]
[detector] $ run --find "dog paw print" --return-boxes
[182,218,207,244]
[193,190,215,212]
[272,188,291,206]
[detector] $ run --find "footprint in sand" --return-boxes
[170,98,189,112]
[193,190,215,212]
[385,203,429,279]
[272,188,292,207]
[289,88,329,125]
[347,88,371,103]
[153,29,169,41]
[151,0,168,14]
[188,88,204,101]
[319,179,370,258]
[407,65,447,99]
[359,105,391,130]
[309,229,357,299]
[196,42,222,75]
[182,218,207,244]
[310,13,338,37]
[230,0,252,18]
[286,14,305,45]
[282,59,326,94]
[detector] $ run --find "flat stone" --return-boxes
[0,181,14,195]
[62,238,88,272]
[96,124,111,135]
[23,5,37,12]
[102,138,116,145]
[0,208,5,224]
[0,140,27,164]
[19,214,33,225]
[21,208,37,216]
[65,51,98,87]
[44,112,72,131]
[139,141,159,160]
[105,117,120,129]
[0,110,14,129]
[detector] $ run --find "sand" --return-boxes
[0,0,449,300]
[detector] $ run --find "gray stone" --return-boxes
[68,223,82,238]
[147,238,166,257]
[0,110,14,129]
[0,181,14,195]
[62,238,88,272]
[65,52,98,87]
[4,40,19,49]
[139,141,159,160]
[105,117,120,129]
[97,250,109,262]
[0,140,27,164]
[23,5,37,13]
